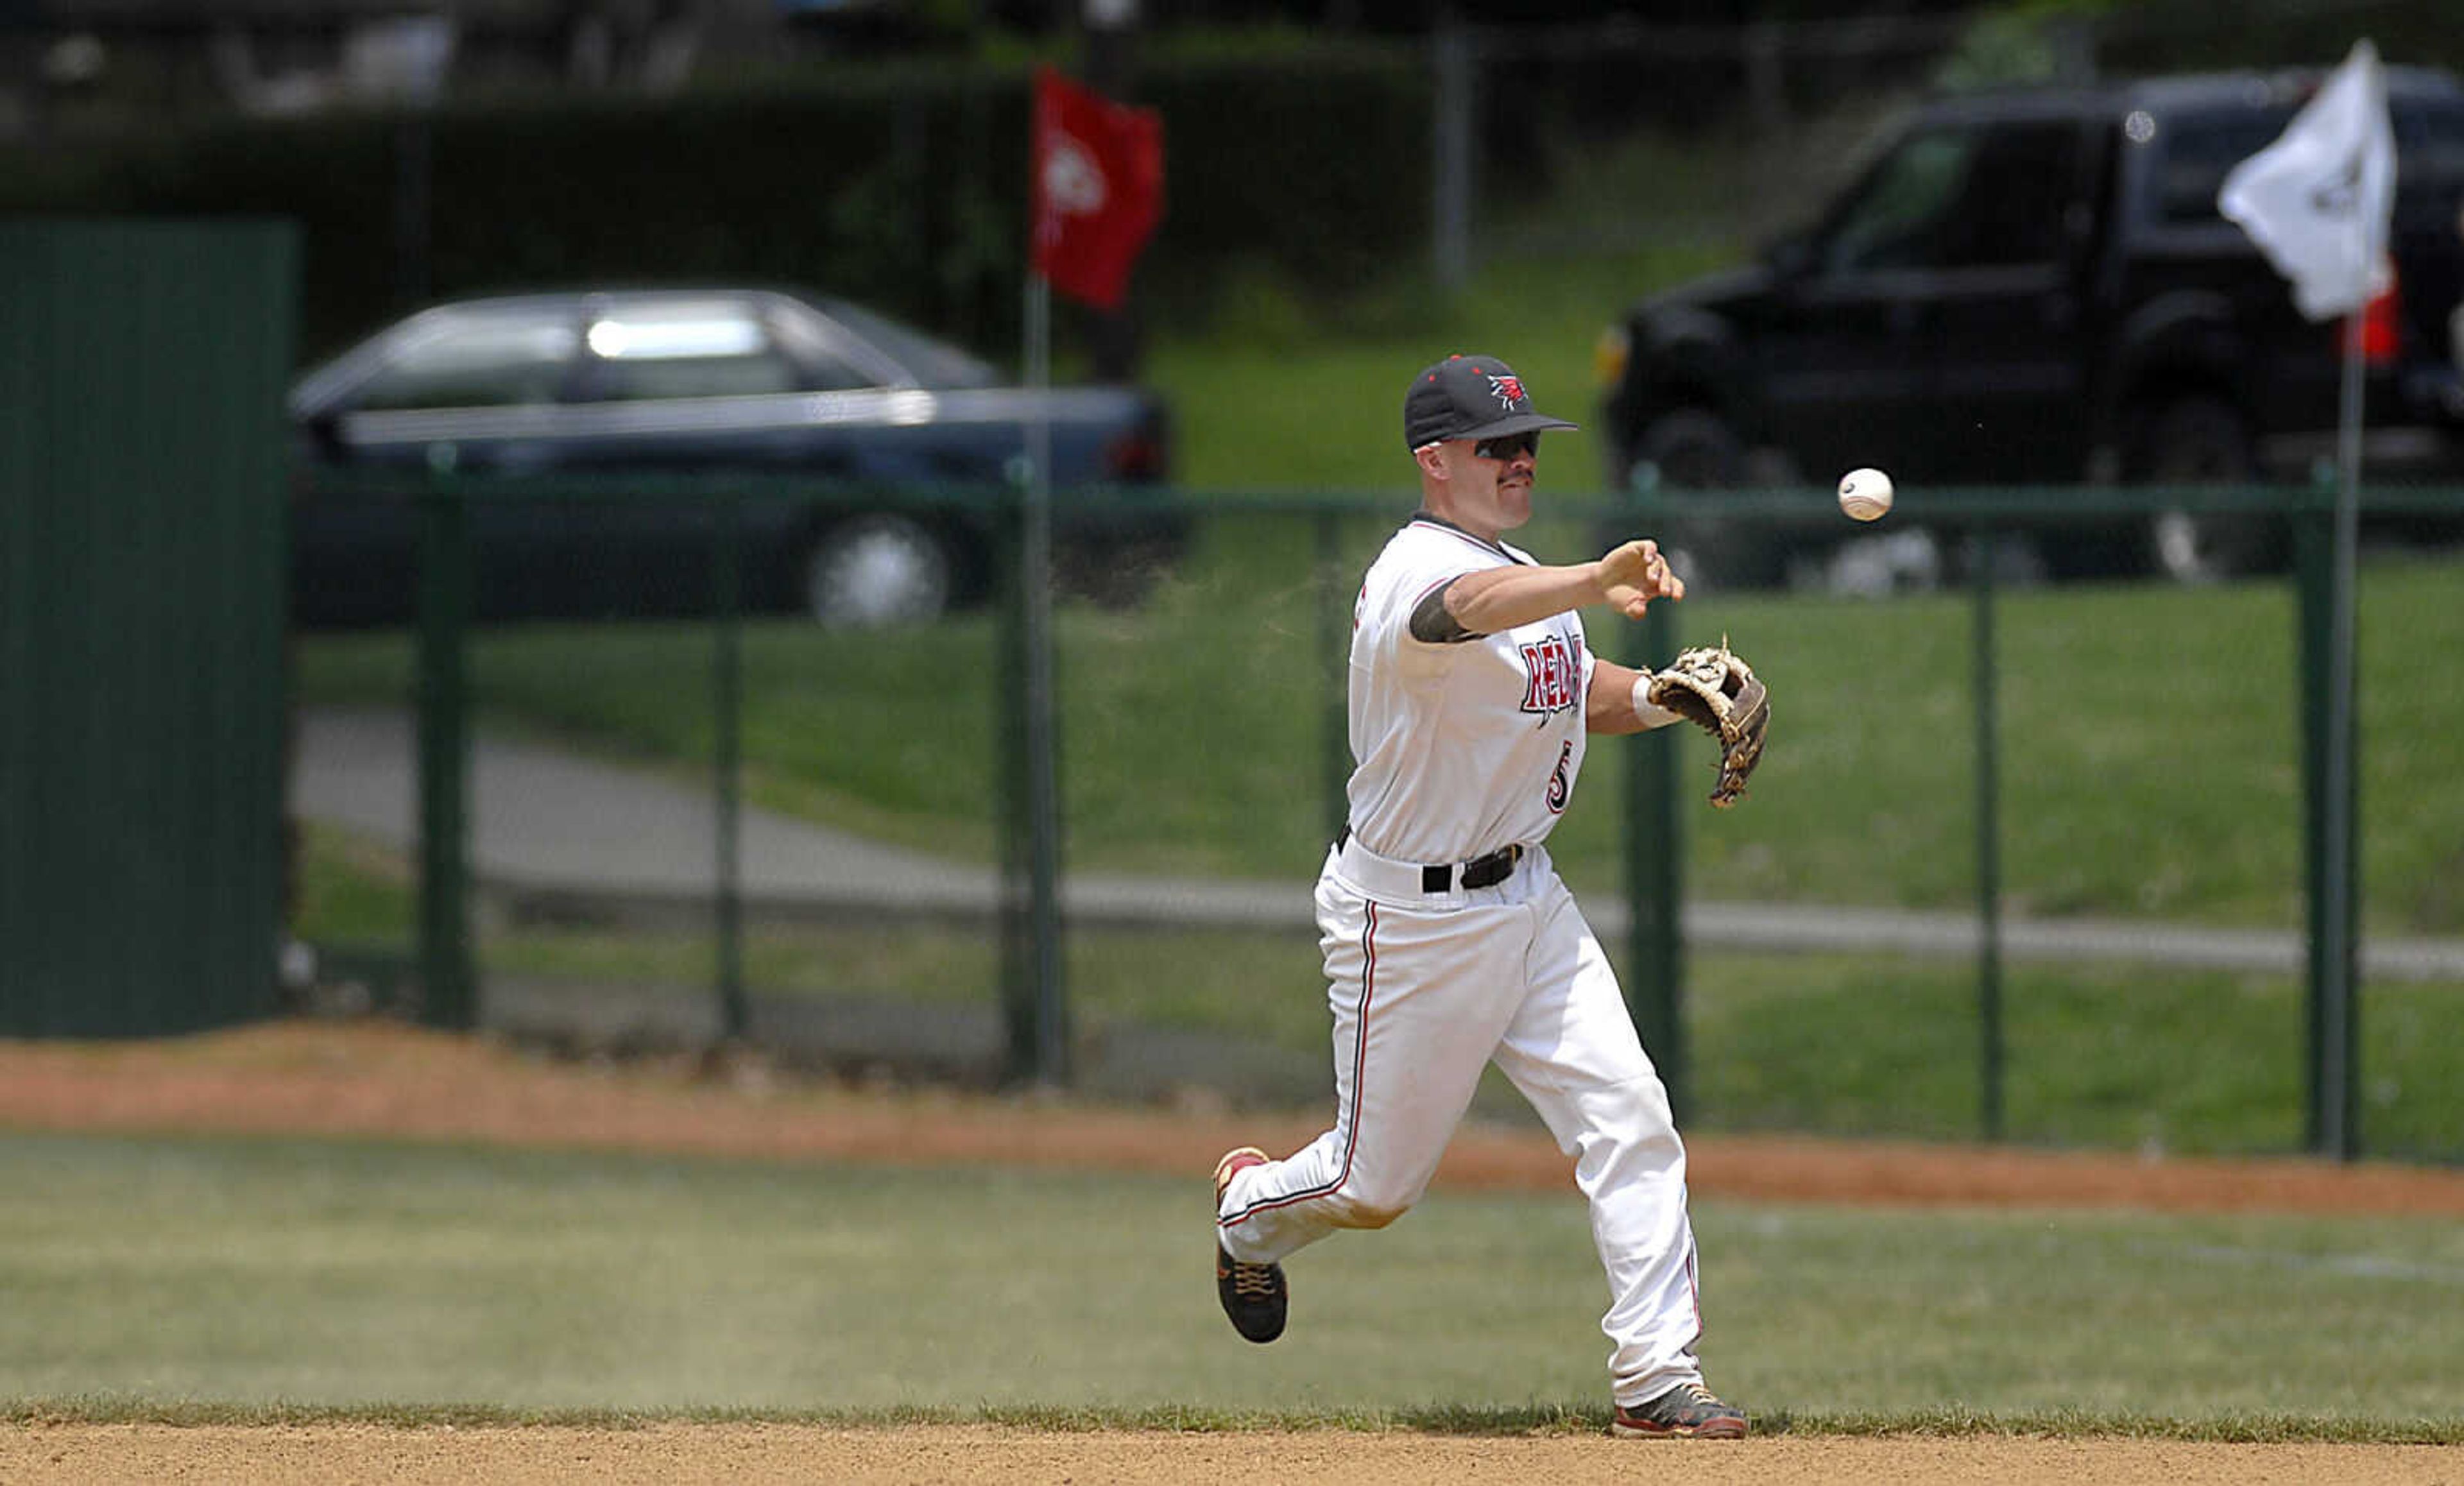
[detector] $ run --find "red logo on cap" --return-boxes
[1487,373,1527,408]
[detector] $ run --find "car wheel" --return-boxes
[1621,410,1784,592]
[2136,397,2278,583]
[804,513,952,628]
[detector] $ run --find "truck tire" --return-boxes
[1629,407,1743,491]
[2135,396,2280,583]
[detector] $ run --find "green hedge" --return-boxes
[1,49,1432,363]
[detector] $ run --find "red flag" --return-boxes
[1031,66,1165,312]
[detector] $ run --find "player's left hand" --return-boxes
[1645,642,1768,807]
[1596,539,1685,618]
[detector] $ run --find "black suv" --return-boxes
[1596,66,2464,585]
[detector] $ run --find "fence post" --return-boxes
[712,489,748,1043]
[1626,592,1688,1122]
[1969,526,2006,1142]
[415,477,474,1030]
[2293,496,2361,1158]
[993,490,1068,1086]
[996,497,1031,1079]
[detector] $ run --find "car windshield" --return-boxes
[1818,127,1978,273]
[1815,119,2085,272]
[350,305,583,411]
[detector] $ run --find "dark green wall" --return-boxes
[0,219,296,1037]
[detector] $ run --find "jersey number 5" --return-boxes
[1546,740,1573,814]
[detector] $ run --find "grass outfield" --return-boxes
[2,1131,2460,1431]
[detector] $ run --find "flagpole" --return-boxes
[1016,270,1068,1088]
[1016,64,1160,1089]
[2213,36,2383,1161]
[2319,301,2365,1159]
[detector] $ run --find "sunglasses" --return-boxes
[1474,431,1541,461]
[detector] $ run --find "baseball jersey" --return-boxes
[1345,515,1595,866]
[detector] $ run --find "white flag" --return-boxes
[2218,39,2397,321]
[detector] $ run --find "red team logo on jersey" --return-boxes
[1519,633,1580,716]
[1487,372,1528,408]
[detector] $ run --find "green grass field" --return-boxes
[3,1131,2459,1433]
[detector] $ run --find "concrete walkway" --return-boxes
[290,708,2464,982]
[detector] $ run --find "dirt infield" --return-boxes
[4,1018,2462,1484]
[3,1018,2461,1217]
[1,1423,2458,1486]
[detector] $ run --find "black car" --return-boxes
[1596,66,2464,586]
[288,287,1176,628]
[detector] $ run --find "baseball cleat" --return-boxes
[1212,1146,1287,1344]
[1611,1381,1748,1439]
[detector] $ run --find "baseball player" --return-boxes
[1210,353,1748,1440]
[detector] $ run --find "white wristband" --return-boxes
[1631,674,1684,730]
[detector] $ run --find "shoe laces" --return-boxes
[1661,1381,1736,1418]
[1228,1261,1279,1301]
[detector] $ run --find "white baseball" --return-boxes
[1838,467,1894,522]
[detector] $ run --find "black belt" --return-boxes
[1337,824,1525,892]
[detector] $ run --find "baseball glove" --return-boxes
[1645,643,1769,808]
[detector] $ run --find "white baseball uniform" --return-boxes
[1214,513,1712,1407]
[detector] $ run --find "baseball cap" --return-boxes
[1403,353,1579,452]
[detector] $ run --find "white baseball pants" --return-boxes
[1215,840,1709,1406]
